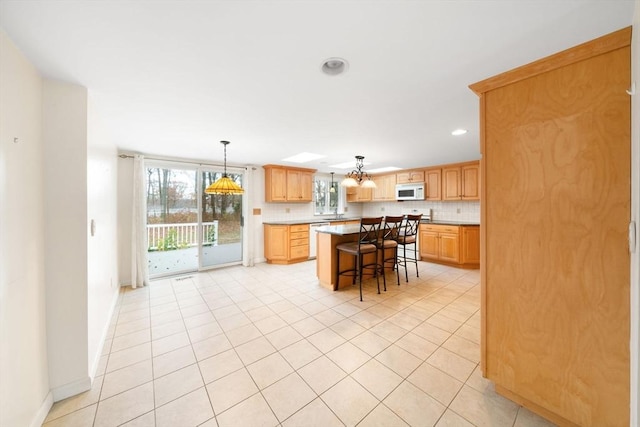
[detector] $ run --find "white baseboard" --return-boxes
[89,286,120,380]
[52,376,91,402]
[30,391,53,427]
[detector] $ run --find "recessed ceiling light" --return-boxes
[321,57,349,76]
[451,129,468,136]
[281,152,326,163]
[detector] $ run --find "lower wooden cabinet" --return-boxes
[419,224,479,268]
[264,224,309,264]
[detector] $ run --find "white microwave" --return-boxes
[395,183,425,201]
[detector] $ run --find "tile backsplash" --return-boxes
[361,200,479,222]
[261,200,479,223]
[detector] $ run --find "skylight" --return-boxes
[281,152,326,163]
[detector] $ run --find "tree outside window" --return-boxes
[314,177,339,215]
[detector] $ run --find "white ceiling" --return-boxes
[0,0,634,173]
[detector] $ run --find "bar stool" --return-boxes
[336,217,384,301]
[397,214,422,282]
[379,216,404,287]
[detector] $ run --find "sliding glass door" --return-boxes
[146,164,199,277]
[145,161,244,278]
[200,169,244,268]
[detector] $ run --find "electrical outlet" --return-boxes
[285,208,290,213]
[381,207,385,211]
[456,208,461,214]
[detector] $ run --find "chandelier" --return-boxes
[341,155,377,188]
[205,141,244,195]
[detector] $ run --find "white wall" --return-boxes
[117,157,133,285]
[86,96,120,379]
[43,80,90,399]
[0,29,51,427]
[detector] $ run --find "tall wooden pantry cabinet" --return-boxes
[469,27,631,426]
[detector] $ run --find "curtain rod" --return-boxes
[118,154,247,170]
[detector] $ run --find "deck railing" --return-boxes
[147,221,218,251]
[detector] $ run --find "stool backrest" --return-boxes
[401,214,422,237]
[359,217,383,245]
[383,216,404,241]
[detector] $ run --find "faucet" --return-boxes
[333,209,343,220]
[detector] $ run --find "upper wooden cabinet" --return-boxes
[263,165,316,202]
[442,161,480,201]
[342,161,479,203]
[286,169,313,201]
[424,167,441,201]
[372,174,397,201]
[396,170,424,184]
[346,185,372,202]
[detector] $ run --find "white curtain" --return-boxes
[131,154,149,288]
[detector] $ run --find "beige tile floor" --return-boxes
[43,261,557,427]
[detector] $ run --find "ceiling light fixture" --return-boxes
[329,172,336,193]
[321,57,349,76]
[451,129,468,136]
[341,156,376,188]
[205,141,244,195]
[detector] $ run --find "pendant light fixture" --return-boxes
[341,155,377,188]
[329,172,336,193]
[205,141,244,195]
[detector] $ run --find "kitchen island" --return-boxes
[315,224,396,291]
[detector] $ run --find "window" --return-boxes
[314,176,340,215]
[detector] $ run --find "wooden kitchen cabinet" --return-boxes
[419,224,478,268]
[460,226,480,265]
[396,170,424,184]
[372,174,397,201]
[263,165,316,202]
[286,169,313,201]
[424,167,441,200]
[346,186,372,202]
[469,28,630,426]
[420,224,459,263]
[442,161,479,201]
[264,224,309,264]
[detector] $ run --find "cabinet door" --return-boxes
[372,176,387,201]
[298,171,313,201]
[419,229,439,260]
[286,170,303,201]
[265,168,287,202]
[442,167,461,200]
[461,226,480,264]
[372,174,396,201]
[461,163,480,200]
[264,225,288,261]
[438,232,460,263]
[425,168,441,200]
[347,186,372,202]
[397,170,425,184]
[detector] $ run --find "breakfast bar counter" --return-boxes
[315,224,395,290]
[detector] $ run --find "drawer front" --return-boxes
[290,245,309,259]
[422,224,459,234]
[290,224,309,233]
[290,237,309,247]
[290,231,309,240]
